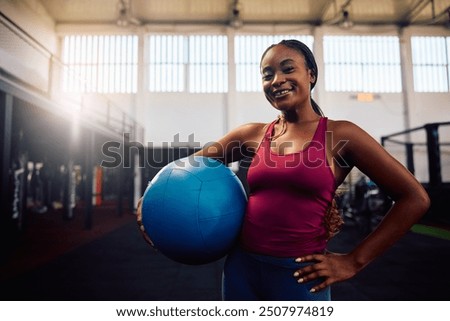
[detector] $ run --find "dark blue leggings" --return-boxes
[222,247,331,301]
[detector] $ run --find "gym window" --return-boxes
[62,35,138,93]
[235,35,314,92]
[323,35,402,93]
[148,34,228,93]
[411,36,450,92]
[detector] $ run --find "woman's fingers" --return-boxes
[309,280,331,293]
[293,260,327,281]
[295,253,325,263]
[136,197,157,250]
[138,222,157,250]
[293,253,359,292]
[136,197,143,221]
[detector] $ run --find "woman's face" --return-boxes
[260,45,314,112]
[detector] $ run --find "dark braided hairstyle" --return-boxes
[261,39,344,239]
[260,39,324,117]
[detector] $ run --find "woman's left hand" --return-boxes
[293,253,361,293]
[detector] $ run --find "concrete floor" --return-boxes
[1,210,449,301]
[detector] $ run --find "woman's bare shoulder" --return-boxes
[326,119,366,138]
[230,122,271,141]
[239,122,268,131]
[327,118,359,130]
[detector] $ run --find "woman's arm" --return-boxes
[294,120,430,292]
[193,122,265,164]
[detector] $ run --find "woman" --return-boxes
[137,39,430,300]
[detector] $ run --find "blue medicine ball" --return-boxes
[141,156,247,265]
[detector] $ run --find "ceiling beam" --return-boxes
[400,0,432,25]
[318,0,339,24]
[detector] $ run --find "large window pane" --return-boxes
[62,35,138,93]
[411,36,450,92]
[323,36,402,93]
[148,35,228,93]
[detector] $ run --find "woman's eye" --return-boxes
[283,67,294,73]
[262,74,273,81]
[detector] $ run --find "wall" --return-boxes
[144,92,227,147]
[0,0,56,92]
[0,0,56,51]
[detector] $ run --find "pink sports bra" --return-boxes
[240,117,337,257]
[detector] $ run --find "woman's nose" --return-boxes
[272,72,286,87]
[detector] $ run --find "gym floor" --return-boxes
[0,203,449,301]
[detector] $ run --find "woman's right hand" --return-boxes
[136,197,157,250]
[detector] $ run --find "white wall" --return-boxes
[139,91,278,148]
[144,93,227,147]
[0,0,56,51]
[235,92,278,125]
[0,0,56,92]
[408,93,450,127]
[321,92,405,139]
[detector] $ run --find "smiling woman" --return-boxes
[260,40,323,117]
[235,35,314,92]
[137,38,430,301]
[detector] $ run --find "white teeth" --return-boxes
[274,89,290,97]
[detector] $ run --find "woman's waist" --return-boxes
[239,224,327,258]
[234,247,326,270]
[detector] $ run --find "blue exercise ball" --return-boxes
[141,156,247,265]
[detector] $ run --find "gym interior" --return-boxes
[0,0,450,301]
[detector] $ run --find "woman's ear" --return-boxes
[309,70,316,84]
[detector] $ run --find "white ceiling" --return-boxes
[38,0,450,27]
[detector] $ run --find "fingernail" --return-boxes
[297,278,304,283]
[295,258,302,262]
[293,272,299,277]
[310,288,316,293]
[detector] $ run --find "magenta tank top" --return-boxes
[240,117,336,257]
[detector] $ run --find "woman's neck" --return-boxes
[280,106,320,124]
